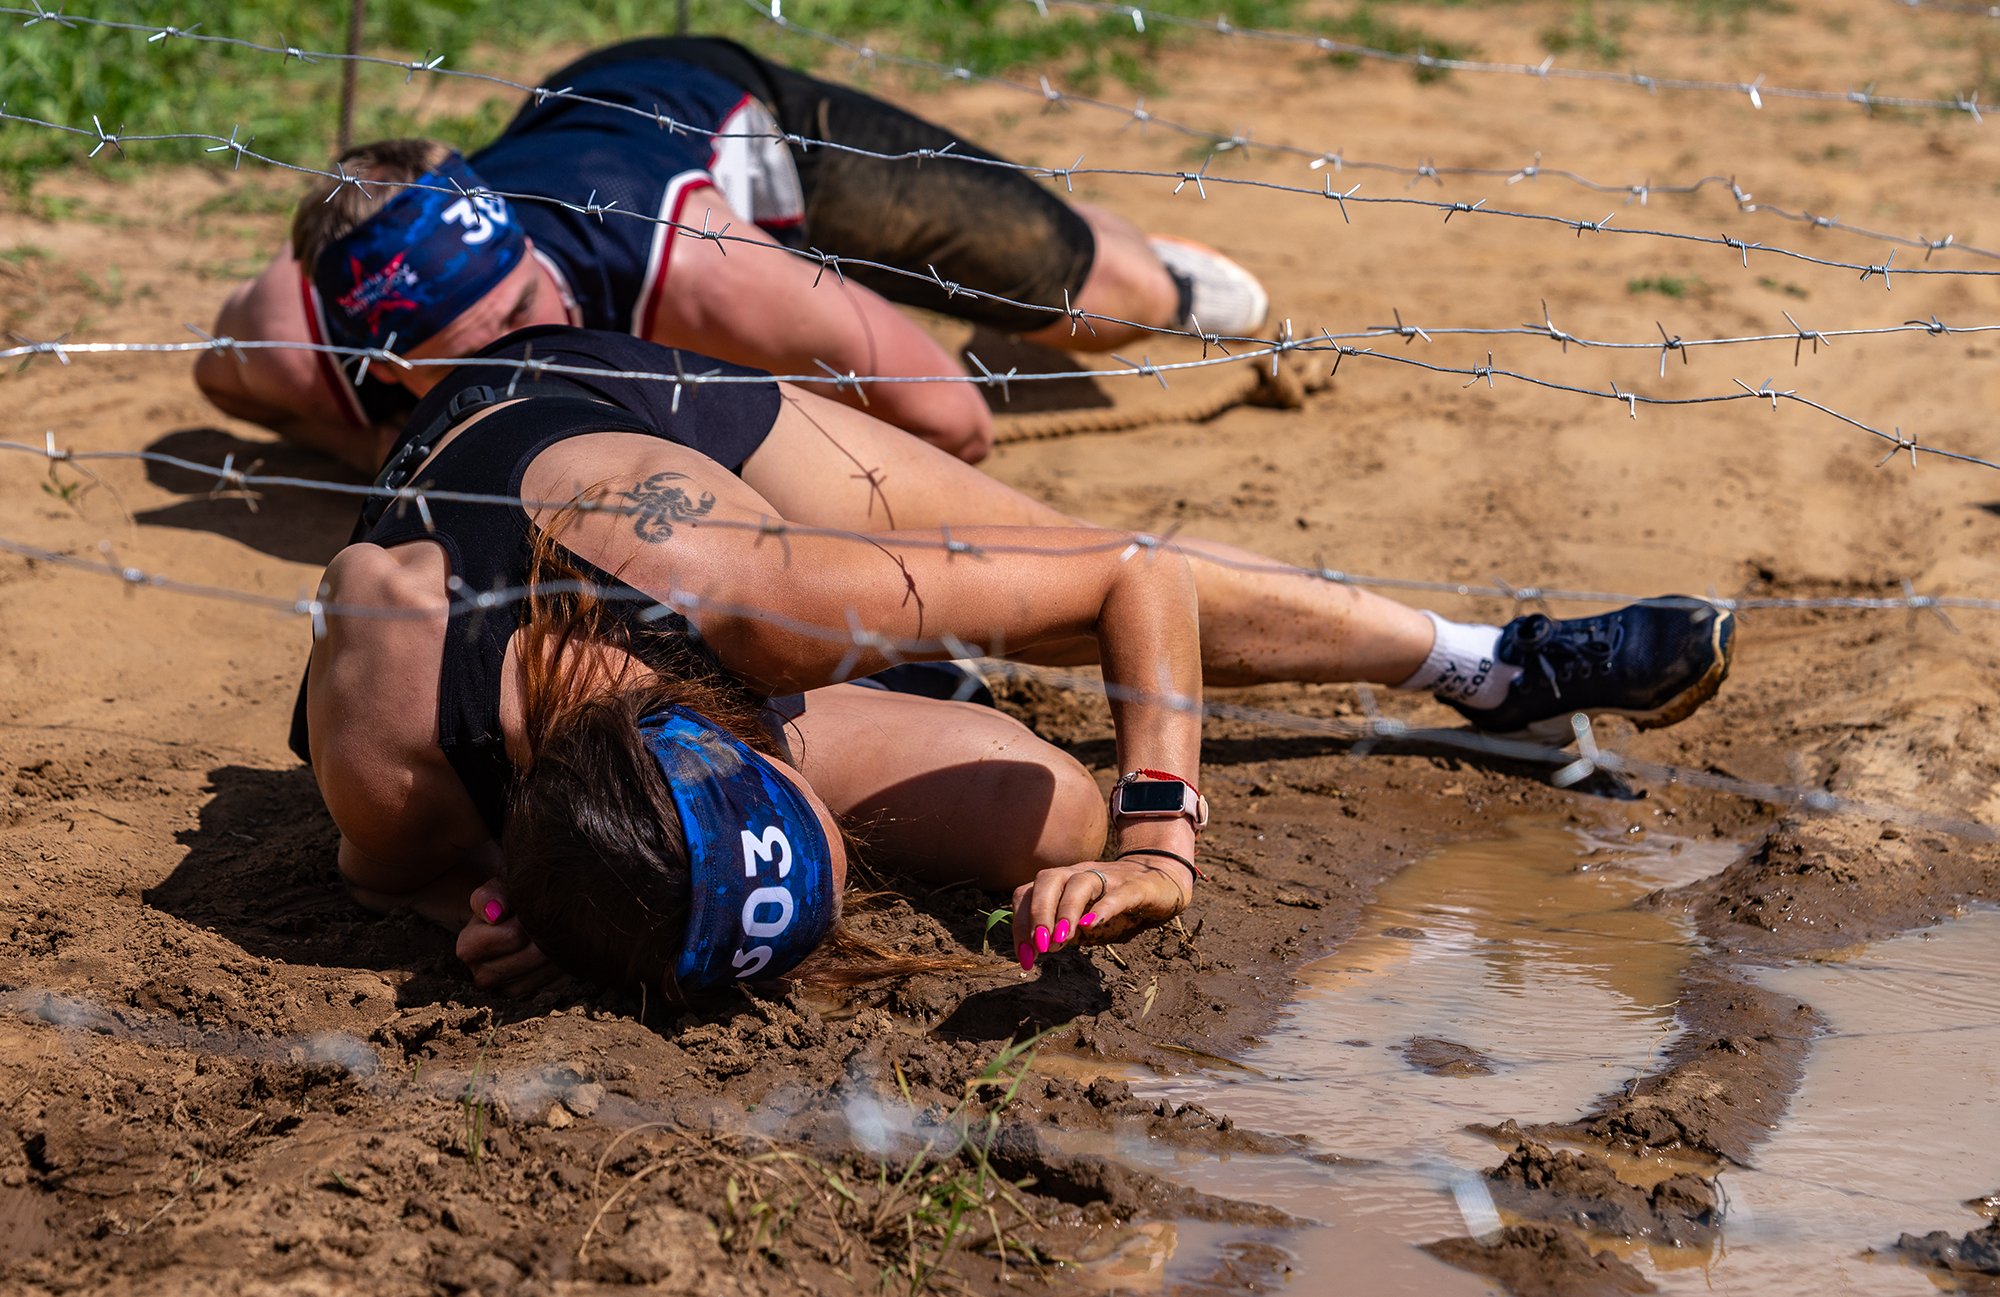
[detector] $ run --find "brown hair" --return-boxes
[291,138,454,267]
[500,523,969,999]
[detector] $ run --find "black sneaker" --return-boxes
[1447,596,1735,740]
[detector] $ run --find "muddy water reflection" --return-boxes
[1132,819,1738,1292]
[1114,820,2000,1297]
[1676,909,2000,1297]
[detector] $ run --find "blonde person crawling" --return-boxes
[294,325,1736,995]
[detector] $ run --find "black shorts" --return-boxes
[543,37,1098,335]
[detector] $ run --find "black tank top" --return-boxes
[289,327,784,836]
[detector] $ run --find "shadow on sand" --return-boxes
[145,763,472,1007]
[136,426,364,566]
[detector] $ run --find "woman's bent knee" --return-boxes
[1015,749,1108,877]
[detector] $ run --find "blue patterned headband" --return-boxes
[638,707,838,990]
[309,151,526,353]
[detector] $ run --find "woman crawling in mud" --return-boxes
[290,317,1735,998]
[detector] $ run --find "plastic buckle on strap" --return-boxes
[362,384,499,526]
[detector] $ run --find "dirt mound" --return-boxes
[1424,1225,1656,1297]
[1487,1141,1718,1247]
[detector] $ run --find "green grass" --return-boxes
[1682,0,1792,29]
[0,0,1328,187]
[1316,4,1477,82]
[1540,0,1627,62]
[1627,274,1705,298]
[459,1035,493,1165]
[977,906,1013,954]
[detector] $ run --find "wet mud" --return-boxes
[1531,969,1818,1163]
[1484,1142,1718,1248]
[1424,1226,1656,1297]
[1897,1216,2000,1287]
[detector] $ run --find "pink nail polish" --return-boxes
[1053,919,1071,946]
[1017,943,1034,971]
[1034,926,1050,954]
[1080,912,1097,927]
[483,900,503,923]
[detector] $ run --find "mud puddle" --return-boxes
[1110,819,1742,1292]
[1636,907,2000,1296]
[1075,818,1999,1296]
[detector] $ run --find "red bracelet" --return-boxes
[1134,768,1201,801]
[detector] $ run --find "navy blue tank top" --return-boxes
[348,49,803,426]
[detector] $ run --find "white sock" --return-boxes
[1393,612,1521,709]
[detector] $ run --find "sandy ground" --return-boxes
[4,0,2000,1292]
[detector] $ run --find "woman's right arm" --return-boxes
[549,467,1207,943]
[712,521,1208,951]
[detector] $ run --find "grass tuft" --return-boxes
[1316,4,1477,82]
[460,1036,492,1165]
[1627,274,1705,299]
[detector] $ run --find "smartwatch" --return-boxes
[1110,770,1209,831]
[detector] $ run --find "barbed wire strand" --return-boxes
[745,1,2000,265]
[4,4,1996,1246]
[14,0,1989,278]
[0,529,1988,845]
[999,0,1991,114]
[8,1,1997,271]
[6,434,1992,620]
[5,331,1995,475]
[1893,0,2000,15]
[16,306,2000,376]
[5,15,2000,291]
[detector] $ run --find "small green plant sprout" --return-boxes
[41,463,87,507]
[965,1021,1071,1107]
[575,1034,1073,1289]
[1317,10,1476,84]
[460,1035,494,1165]
[978,906,1013,954]
[1541,0,1627,62]
[33,436,131,527]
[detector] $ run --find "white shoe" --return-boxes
[1148,235,1269,335]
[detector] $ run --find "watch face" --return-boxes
[1119,780,1188,813]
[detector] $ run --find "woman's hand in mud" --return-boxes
[456,882,562,997]
[1009,857,1192,970]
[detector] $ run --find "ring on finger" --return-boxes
[1085,867,1110,902]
